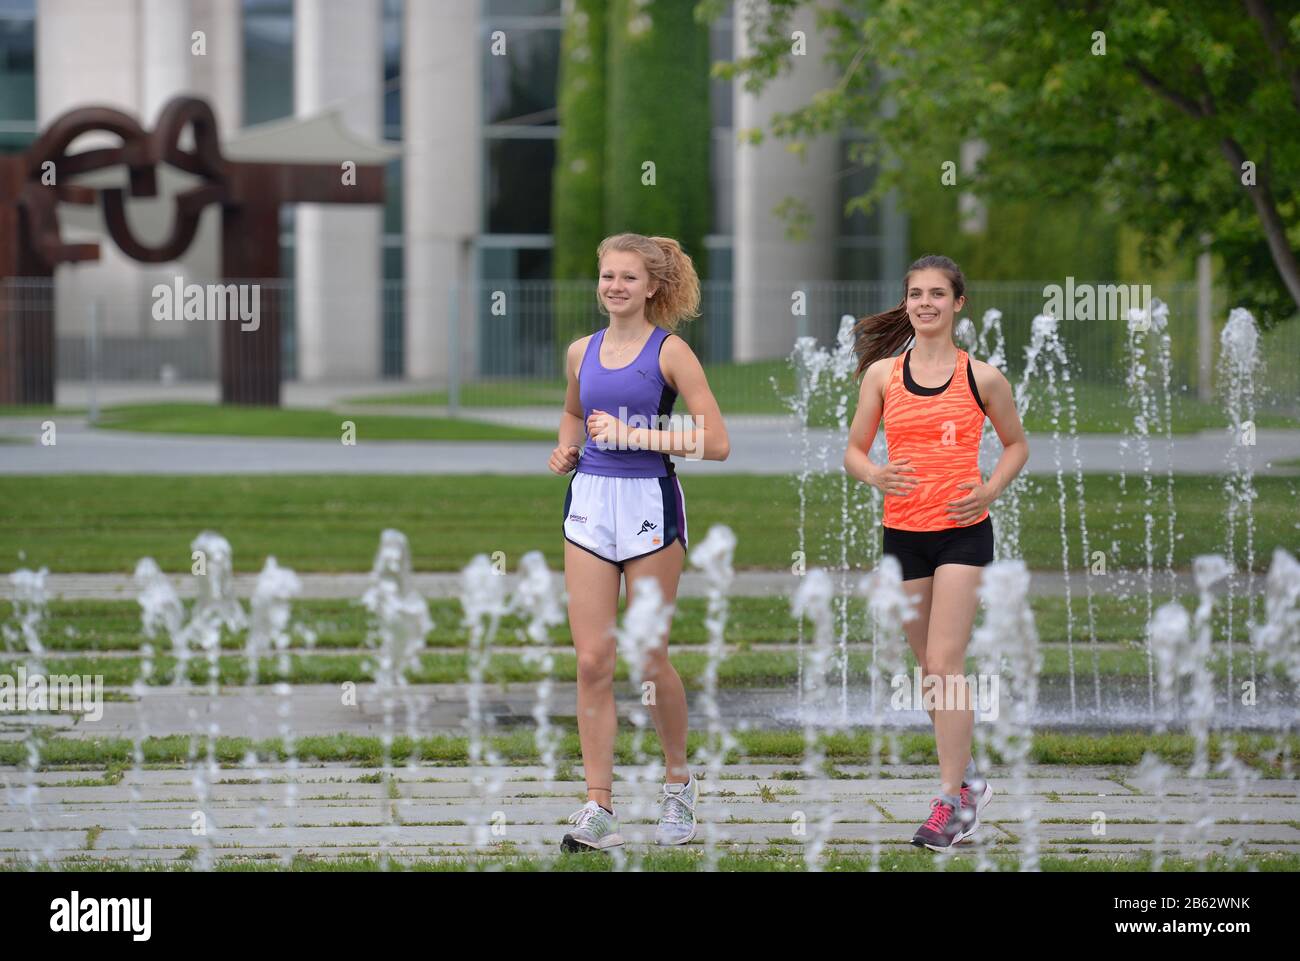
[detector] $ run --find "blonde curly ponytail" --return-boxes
[595,232,701,332]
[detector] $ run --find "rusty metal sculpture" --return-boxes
[0,96,386,405]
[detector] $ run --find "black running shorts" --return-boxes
[881,516,994,581]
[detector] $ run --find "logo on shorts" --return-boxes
[637,520,656,535]
[568,513,587,524]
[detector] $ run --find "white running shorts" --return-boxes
[562,471,688,571]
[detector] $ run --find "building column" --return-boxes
[38,0,147,346]
[192,0,244,137]
[732,2,840,361]
[189,0,243,367]
[403,0,481,382]
[294,0,383,381]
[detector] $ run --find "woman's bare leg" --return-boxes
[926,564,984,798]
[621,540,689,783]
[565,541,623,807]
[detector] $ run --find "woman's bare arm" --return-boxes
[628,335,729,461]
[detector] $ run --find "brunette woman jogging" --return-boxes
[844,255,1028,851]
[547,233,730,853]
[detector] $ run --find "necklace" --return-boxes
[604,327,650,362]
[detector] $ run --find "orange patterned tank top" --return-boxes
[881,347,989,531]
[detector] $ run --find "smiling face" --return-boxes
[905,267,965,333]
[598,250,657,317]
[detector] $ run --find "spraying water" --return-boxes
[857,554,917,871]
[1015,313,1100,718]
[250,556,302,867]
[4,567,50,866]
[361,529,432,864]
[131,558,178,859]
[971,310,1021,563]
[1218,308,1262,715]
[189,531,247,636]
[5,567,48,656]
[1250,548,1300,779]
[180,534,236,871]
[791,568,837,871]
[689,525,740,871]
[509,550,565,859]
[1149,602,1192,734]
[613,576,674,870]
[786,336,832,706]
[1190,554,1233,778]
[459,554,507,854]
[1123,299,1178,720]
[970,560,1041,871]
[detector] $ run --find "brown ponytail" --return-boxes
[851,254,967,380]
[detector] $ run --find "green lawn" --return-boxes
[1,473,1294,574]
[85,403,554,441]
[345,364,1300,433]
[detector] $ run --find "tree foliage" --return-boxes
[706,0,1300,326]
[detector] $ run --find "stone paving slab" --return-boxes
[15,804,1298,837]
[7,820,1296,859]
[3,412,1298,476]
[8,765,1297,798]
[6,680,1296,740]
[18,844,1282,865]
[3,762,1136,784]
[19,821,1294,852]
[12,795,1295,827]
[3,762,1297,865]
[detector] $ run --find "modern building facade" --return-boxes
[0,0,906,384]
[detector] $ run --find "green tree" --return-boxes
[605,0,712,282]
[552,0,609,355]
[553,0,608,285]
[707,0,1300,327]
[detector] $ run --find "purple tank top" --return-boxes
[576,325,678,478]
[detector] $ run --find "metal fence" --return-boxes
[2,275,1297,415]
[459,279,1299,416]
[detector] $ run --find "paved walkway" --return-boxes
[13,568,1264,601]
[3,405,1299,475]
[2,676,1290,738]
[2,761,1294,864]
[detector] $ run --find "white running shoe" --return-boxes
[655,775,698,846]
[561,800,624,853]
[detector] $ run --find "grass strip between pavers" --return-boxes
[4,730,1298,775]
